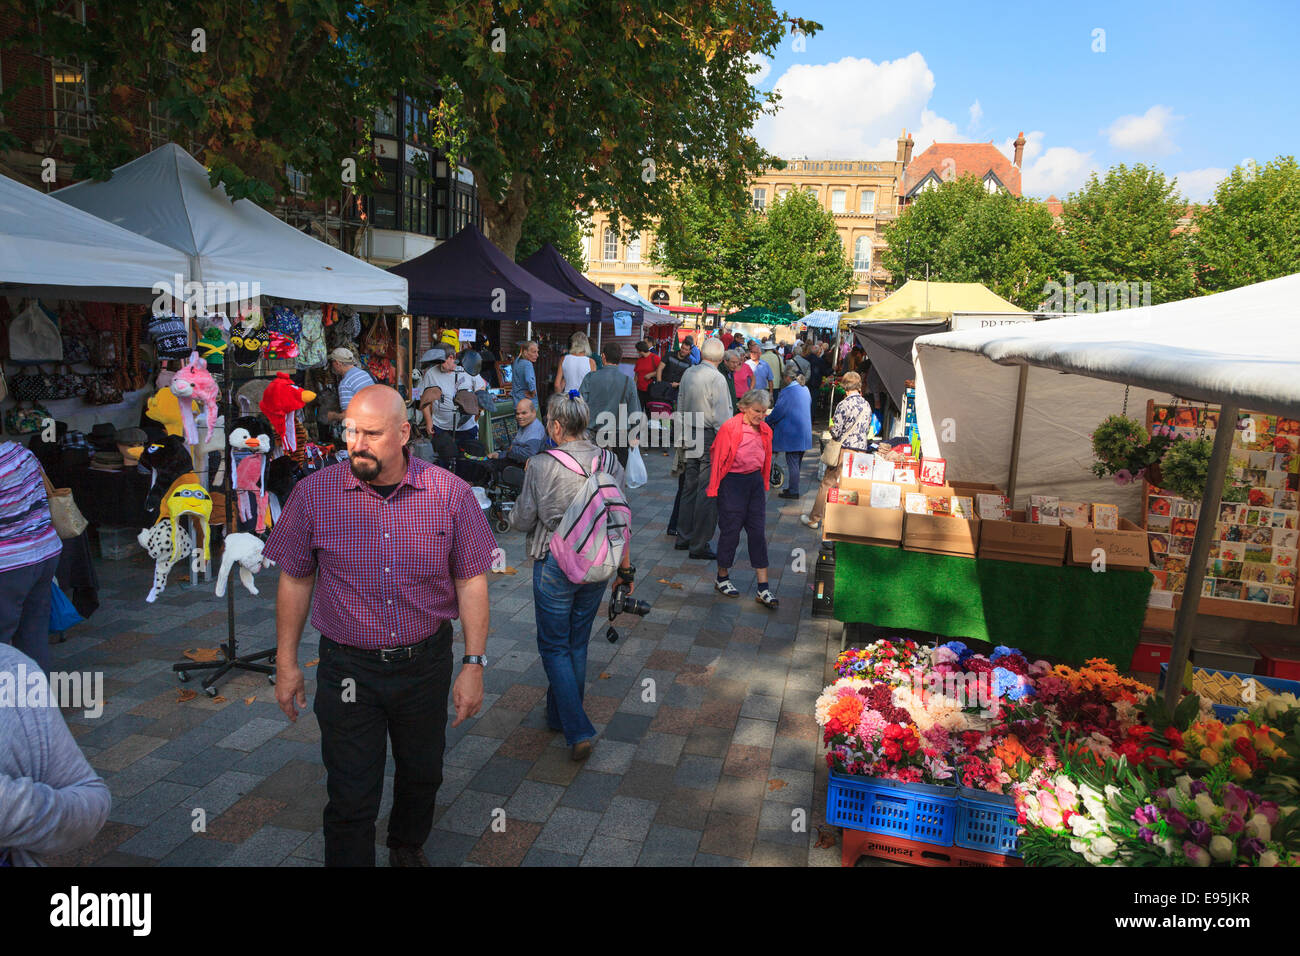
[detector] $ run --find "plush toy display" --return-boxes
[227,414,275,532]
[138,521,196,603]
[258,372,316,453]
[214,533,276,597]
[170,351,220,445]
[132,436,198,524]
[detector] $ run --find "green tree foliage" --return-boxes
[878,177,1063,310]
[1058,164,1196,307]
[751,188,854,311]
[515,185,589,269]
[1191,157,1300,293]
[652,176,763,311]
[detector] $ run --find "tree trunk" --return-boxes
[470,165,530,260]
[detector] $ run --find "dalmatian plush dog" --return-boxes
[137,522,197,604]
[215,533,276,597]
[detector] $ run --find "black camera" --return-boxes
[605,582,651,643]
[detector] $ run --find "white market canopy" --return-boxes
[0,172,190,303]
[613,283,678,326]
[913,274,1300,517]
[54,144,407,311]
[801,310,841,329]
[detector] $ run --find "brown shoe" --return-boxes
[388,845,430,867]
[571,739,594,762]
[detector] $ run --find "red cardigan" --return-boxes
[707,414,773,497]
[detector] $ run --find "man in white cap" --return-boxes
[327,347,375,426]
[417,348,476,449]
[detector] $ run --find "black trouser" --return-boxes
[678,426,718,552]
[668,472,686,533]
[314,622,453,866]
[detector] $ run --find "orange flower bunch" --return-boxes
[1051,658,1153,704]
[827,694,865,730]
[993,734,1032,768]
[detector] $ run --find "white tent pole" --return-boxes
[526,321,532,340]
[1164,403,1239,720]
[596,320,602,353]
[1005,364,1030,506]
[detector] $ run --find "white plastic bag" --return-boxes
[626,445,648,489]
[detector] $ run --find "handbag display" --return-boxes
[5,402,51,435]
[38,462,89,539]
[8,301,64,363]
[9,366,55,402]
[84,373,124,406]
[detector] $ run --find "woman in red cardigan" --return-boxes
[707,388,778,608]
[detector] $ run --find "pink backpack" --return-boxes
[545,449,631,584]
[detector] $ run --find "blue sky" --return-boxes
[748,0,1300,201]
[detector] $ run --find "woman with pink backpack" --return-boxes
[511,393,636,762]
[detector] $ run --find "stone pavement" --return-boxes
[45,441,848,867]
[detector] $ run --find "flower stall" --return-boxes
[818,638,1300,867]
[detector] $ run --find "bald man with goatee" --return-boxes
[264,385,497,867]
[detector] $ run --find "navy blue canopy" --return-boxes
[389,225,590,323]
[519,243,644,324]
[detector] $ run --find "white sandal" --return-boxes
[756,587,779,609]
[799,514,820,529]
[715,578,740,597]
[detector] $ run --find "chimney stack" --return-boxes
[904,133,914,166]
[1013,131,1026,167]
[897,128,908,164]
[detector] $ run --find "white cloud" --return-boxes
[1103,105,1180,155]
[1172,167,1228,203]
[754,53,965,159]
[747,53,772,86]
[995,130,1095,198]
[968,99,983,129]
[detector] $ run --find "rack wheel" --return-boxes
[268,674,276,685]
[177,671,191,683]
[203,685,217,698]
[495,519,510,533]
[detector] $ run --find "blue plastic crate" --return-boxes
[826,771,957,846]
[954,785,1021,857]
[1159,663,1300,721]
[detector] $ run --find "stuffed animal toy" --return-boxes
[138,521,196,603]
[258,372,316,453]
[146,384,197,438]
[228,414,274,532]
[132,436,198,524]
[162,483,213,564]
[170,351,220,446]
[214,533,276,597]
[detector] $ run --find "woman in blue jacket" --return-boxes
[765,361,813,499]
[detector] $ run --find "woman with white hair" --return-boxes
[554,331,596,395]
[706,388,778,608]
[801,370,878,530]
[511,392,633,761]
[765,360,812,500]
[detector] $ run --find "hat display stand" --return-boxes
[172,359,279,696]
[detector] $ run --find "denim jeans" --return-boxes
[313,625,453,866]
[0,554,59,673]
[784,451,804,495]
[532,553,606,746]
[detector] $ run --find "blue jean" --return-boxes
[784,451,804,495]
[533,553,606,745]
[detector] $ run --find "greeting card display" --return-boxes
[869,482,903,510]
[976,493,1010,521]
[1093,503,1120,531]
[893,461,921,485]
[827,488,859,505]
[919,457,947,486]
[1144,403,1299,620]
[904,492,928,515]
[1028,495,1060,525]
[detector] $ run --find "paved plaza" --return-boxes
[46,445,848,867]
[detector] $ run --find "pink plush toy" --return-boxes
[170,351,221,446]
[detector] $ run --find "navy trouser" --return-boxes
[0,554,59,673]
[715,470,769,571]
[784,451,804,495]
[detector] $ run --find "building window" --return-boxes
[831,189,846,213]
[805,187,819,201]
[985,176,1001,194]
[859,191,876,214]
[599,283,616,293]
[777,187,790,200]
[854,236,871,273]
[375,100,397,136]
[51,59,94,140]
[753,188,766,211]
[626,232,641,263]
[603,228,618,261]
[286,165,309,196]
[651,290,670,305]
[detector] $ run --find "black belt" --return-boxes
[322,621,450,663]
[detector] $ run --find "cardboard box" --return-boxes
[823,499,904,548]
[903,485,980,557]
[950,481,1004,496]
[978,509,1069,566]
[1068,517,1151,571]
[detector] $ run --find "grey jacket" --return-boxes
[677,362,732,431]
[0,645,111,866]
[580,366,639,442]
[511,440,627,560]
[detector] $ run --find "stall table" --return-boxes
[833,542,1153,666]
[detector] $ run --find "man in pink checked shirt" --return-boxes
[265,385,495,867]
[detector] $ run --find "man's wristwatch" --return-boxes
[462,655,488,667]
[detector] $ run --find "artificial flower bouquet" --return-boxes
[816,678,956,784]
[832,639,927,684]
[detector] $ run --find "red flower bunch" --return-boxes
[861,682,913,724]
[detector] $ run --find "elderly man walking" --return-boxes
[674,338,733,560]
[266,385,496,867]
[581,341,640,468]
[325,347,375,429]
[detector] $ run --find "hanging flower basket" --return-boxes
[1090,415,1176,486]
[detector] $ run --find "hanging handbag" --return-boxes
[5,401,51,435]
[88,329,117,367]
[10,365,55,402]
[50,365,80,400]
[819,392,843,467]
[50,577,85,632]
[84,373,124,406]
[37,462,89,539]
[8,301,64,363]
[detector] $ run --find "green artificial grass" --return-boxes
[832,543,1153,666]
